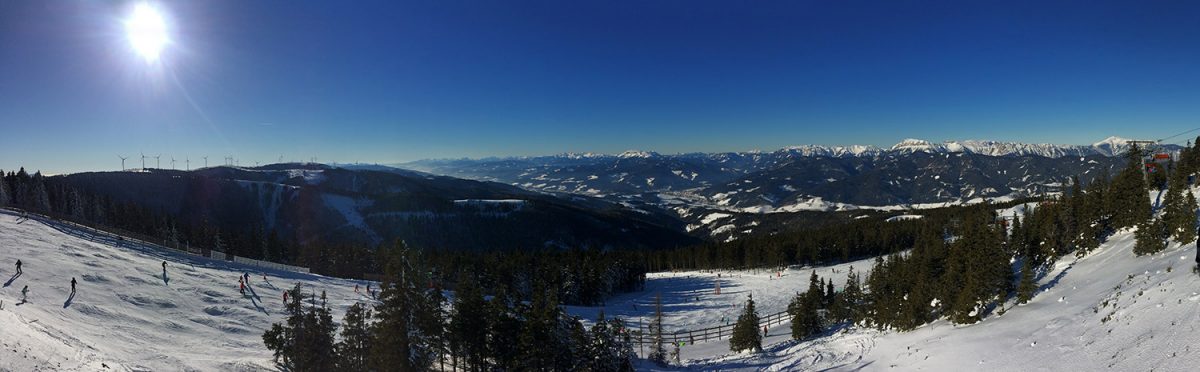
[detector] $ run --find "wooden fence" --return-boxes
[627,309,791,351]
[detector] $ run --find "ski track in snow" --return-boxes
[0,211,377,371]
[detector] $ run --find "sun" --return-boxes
[125,3,168,63]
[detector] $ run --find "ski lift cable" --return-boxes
[1155,126,1200,144]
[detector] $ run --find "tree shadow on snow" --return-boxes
[1037,263,1072,293]
[4,272,21,287]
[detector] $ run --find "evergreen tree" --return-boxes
[1163,164,1190,241]
[586,311,635,372]
[335,302,373,372]
[485,289,522,370]
[1181,191,1200,244]
[945,207,1009,324]
[790,271,824,340]
[0,169,8,207]
[1109,145,1151,230]
[1076,176,1107,256]
[448,274,488,372]
[789,290,822,340]
[833,266,864,324]
[262,283,338,372]
[648,293,667,365]
[370,244,439,371]
[729,294,762,353]
[1016,260,1036,304]
[516,287,581,371]
[1134,216,1168,255]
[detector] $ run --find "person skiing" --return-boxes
[70,277,76,294]
[283,290,289,304]
[15,259,21,275]
[354,284,359,293]
[162,261,167,272]
[20,285,28,303]
[243,272,250,284]
[240,281,246,295]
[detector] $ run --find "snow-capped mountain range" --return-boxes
[397,136,1177,240]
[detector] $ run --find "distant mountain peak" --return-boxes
[890,138,942,153]
[618,150,660,159]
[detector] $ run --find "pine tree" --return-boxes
[729,294,762,353]
[834,266,864,324]
[586,311,635,372]
[1076,177,1106,256]
[1181,191,1199,244]
[485,289,522,370]
[0,169,8,207]
[335,302,372,372]
[370,244,439,371]
[516,287,579,371]
[262,283,338,372]
[449,274,488,372]
[1016,260,1036,304]
[789,290,822,340]
[1164,164,1190,241]
[648,293,667,365]
[1110,145,1151,230]
[1134,216,1168,255]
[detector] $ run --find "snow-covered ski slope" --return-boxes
[0,211,373,371]
[578,215,1200,370]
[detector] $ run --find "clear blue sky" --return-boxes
[2,0,1199,173]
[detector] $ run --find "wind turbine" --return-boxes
[154,154,161,169]
[118,155,128,171]
[170,157,176,170]
[140,153,147,171]
[202,156,208,168]
[186,157,190,171]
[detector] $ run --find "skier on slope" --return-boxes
[20,285,28,303]
[283,291,288,304]
[70,277,76,294]
[15,259,21,275]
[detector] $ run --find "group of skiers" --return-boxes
[9,259,76,305]
[353,282,376,300]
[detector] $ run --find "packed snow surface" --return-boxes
[0,211,374,371]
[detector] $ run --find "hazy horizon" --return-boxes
[3,0,1199,173]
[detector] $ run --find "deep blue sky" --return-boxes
[2,0,1199,173]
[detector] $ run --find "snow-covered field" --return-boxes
[0,211,374,371]
[565,258,877,364]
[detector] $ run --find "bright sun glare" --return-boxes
[125,3,168,63]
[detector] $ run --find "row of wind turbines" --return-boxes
[115,154,322,171]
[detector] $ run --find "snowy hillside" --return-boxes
[674,230,1200,371]
[581,212,1200,371]
[0,210,373,371]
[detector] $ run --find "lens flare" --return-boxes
[125,3,168,63]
